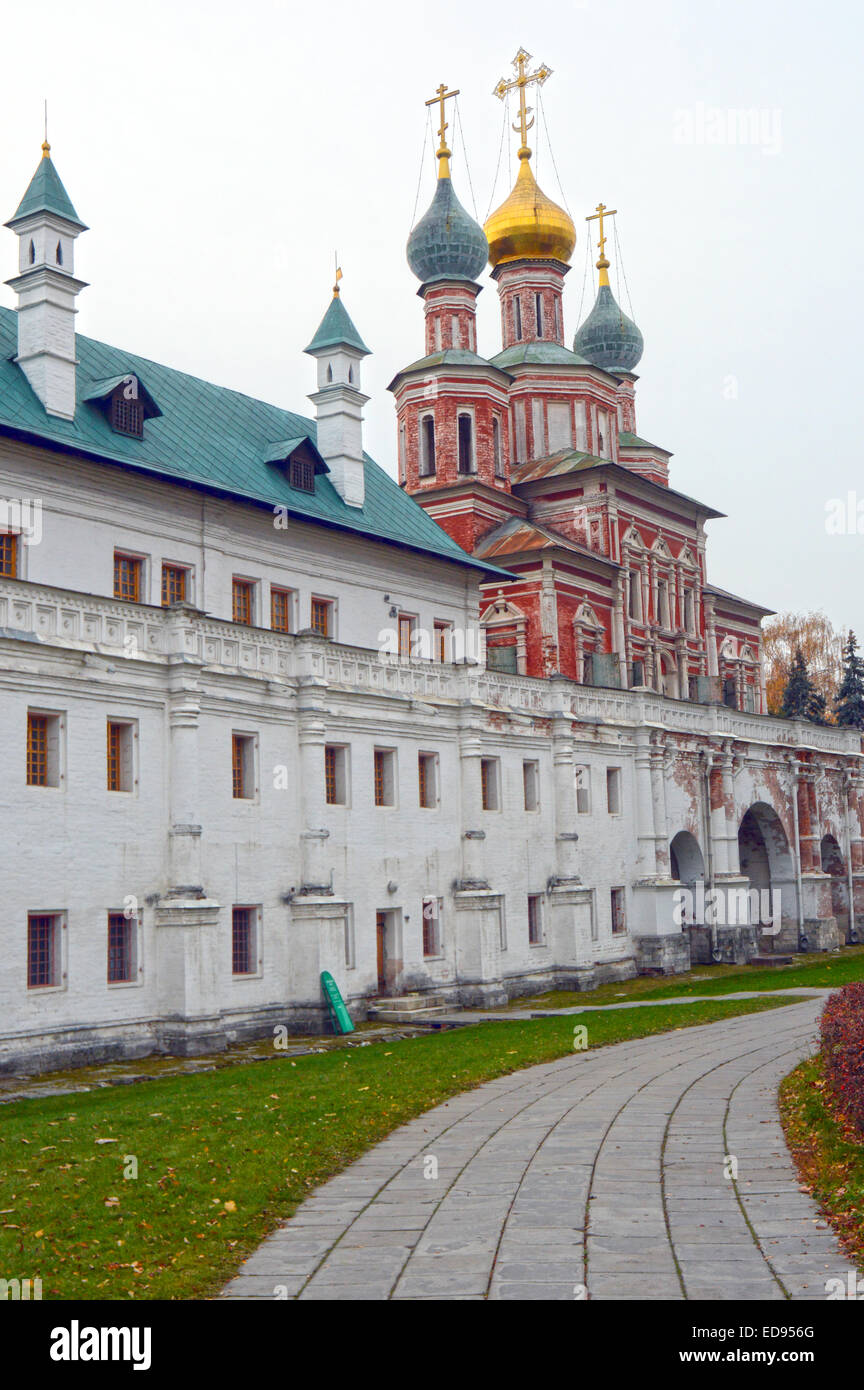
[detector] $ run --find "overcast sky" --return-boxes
[1,0,861,638]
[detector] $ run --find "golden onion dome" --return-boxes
[484,153,576,268]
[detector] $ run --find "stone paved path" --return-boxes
[221,997,858,1301]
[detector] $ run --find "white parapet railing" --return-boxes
[1,578,860,757]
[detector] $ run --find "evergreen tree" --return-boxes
[780,646,826,723]
[834,630,864,729]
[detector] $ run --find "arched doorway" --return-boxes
[738,803,798,942]
[670,830,705,924]
[821,834,850,941]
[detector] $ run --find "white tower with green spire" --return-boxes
[4,141,88,421]
[304,275,370,509]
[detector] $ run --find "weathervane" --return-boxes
[586,202,617,286]
[425,82,460,177]
[493,47,552,160]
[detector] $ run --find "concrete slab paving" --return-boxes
[220,996,861,1302]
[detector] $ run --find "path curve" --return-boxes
[221,998,857,1301]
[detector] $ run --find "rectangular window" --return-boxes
[575,765,591,814]
[498,902,508,952]
[398,614,416,658]
[628,569,643,621]
[106,720,135,792]
[457,414,474,474]
[232,733,256,800]
[107,911,136,983]
[514,399,527,461]
[325,744,348,805]
[0,531,18,577]
[420,416,436,476]
[631,660,645,688]
[289,457,316,492]
[514,296,522,340]
[27,913,60,988]
[27,711,61,787]
[606,766,622,815]
[433,622,450,663]
[270,587,294,633]
[611,887,627,935]
[311,597,333,637]
[422,896,443,957]
[480,757,501,811]
[161,563,188,607]
[232,578,254,625]
[418,752,438,809]
[232,906,258,975]
[534,292,543,338]
[528,894,544,946]
[374,748,397,807]
[523,759,539,811]
[531,398,546,458]
[114,552,142,602]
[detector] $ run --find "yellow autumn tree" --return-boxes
[762,611,844,718]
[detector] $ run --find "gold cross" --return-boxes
[425,83,460,176]
[586,202,617,285]
[493,47,552,159]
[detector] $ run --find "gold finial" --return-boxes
[42,98,50,157]
[333,259,343,298]
[425,82,460,179]
[586,202,617,287]
[493,47,552,162]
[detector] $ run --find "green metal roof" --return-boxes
[304,294,370,355]
[618,431,672,456]
[490,341,597,370]
[6,154,86,230]
[0,304,509,579]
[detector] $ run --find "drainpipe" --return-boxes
[843,771,858,944]
[790,758,806,948]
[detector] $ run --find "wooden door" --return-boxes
[376,912,387,994]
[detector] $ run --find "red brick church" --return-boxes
[391,53,768,713]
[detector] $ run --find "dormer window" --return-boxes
[289,456,316,492]
[111,391,144,439]
[84,373,162,440]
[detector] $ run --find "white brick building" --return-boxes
[1,144,862,1074]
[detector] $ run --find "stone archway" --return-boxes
[821,834,850,940]
[738,803,799,946]
[670,830,705,925]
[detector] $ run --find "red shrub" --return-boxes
[820,982,864,1137]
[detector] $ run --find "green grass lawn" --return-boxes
[0,994,794,1302]
[780,1055,864,1276]
[507,944,864,1012]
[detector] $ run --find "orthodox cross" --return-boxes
[425,83,460,172]
[586,202,617,285]
[493,47,552,158]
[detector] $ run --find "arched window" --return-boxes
[493,416,504,478]
[534,292,543,338]
[348,365,354,384]
[457,413,474,473]
[56,241,63,266]
[513,296,522,341]
[28,240,35,265]
[420,415,436,476]
[326,363,333,383]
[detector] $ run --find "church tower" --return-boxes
[389,84,516,553]
[5,141,88,421]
